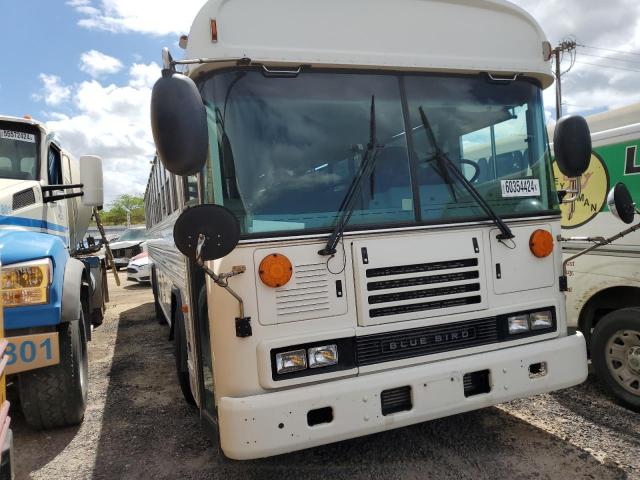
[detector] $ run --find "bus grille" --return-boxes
[12,188,35,210]
[365,258,482,319]
[355,317,499,365]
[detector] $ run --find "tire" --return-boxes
[174,310,196,406]
[18,311,89,429]
[591,308,640,410]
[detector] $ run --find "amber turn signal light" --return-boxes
[259,253,293,288]
[529,229,554,258]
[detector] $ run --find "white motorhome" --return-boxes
[556,103,640,409]
[147,0,594,459]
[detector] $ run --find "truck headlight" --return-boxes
[308,345,338,369]
[530,310,553,330]
[275,349,307,374]
[507,314,530,334]
[2,259,52,307]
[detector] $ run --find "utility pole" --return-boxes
[552,40,577,119]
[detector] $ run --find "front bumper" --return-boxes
[126,265,150,283]
[218,332,587,460]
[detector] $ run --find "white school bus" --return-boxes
[146,0,594,460]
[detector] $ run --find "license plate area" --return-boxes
[6,332,60,375]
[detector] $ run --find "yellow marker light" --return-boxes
[529,229,554,258]
[2,259,51,308]
[259,253,293,288]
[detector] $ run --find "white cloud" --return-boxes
[33,74,72,106]
[510,0,640,119]
[69,0,206,36]
[40,63,161,204]
[79,49,123,78]
[128,63,160,89]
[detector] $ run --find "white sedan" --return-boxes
[126,251,152,284]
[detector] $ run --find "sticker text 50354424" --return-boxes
[501,179,541,198]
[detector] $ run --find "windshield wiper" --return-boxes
[319,96,383,256]
[418,106,515,241]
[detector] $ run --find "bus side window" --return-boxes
[48,146,62,186]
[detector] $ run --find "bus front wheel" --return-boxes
[592,308,640,410]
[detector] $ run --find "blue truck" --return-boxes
[0,114,106,429]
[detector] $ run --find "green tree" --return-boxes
[98,194,145,226]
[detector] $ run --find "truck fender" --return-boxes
[61,258,91,341]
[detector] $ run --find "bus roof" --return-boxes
[584,102,640,134]
[0,114,46,131]
[184,0,553,88]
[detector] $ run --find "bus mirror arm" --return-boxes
[196,234,251,336]
[558,178,582,204]
[559,211,640,291]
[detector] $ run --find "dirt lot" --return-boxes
[10,277,640,479]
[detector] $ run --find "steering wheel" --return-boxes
[459,159,480,183]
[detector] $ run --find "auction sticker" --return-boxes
[501,179,540,197]
[0,129,35,143]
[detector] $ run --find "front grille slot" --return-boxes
[368,283,480,305]
[12,188,35,210]
[366,258,478,278]
[369,295,482,318]
[368,270,480,291]
[463,370,491,397]
[381,386,412,416]
[356,317,499,365]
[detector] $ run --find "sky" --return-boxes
[1,0,639,205]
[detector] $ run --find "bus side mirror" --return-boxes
[80,155,104,207]
[607,182,636,224]
[173,204,240,261]
[554,115,592,178]
[150,70,208,176]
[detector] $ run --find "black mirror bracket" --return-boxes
[558,212,640,291]
[196,234,251,337]
[558,178,582,204]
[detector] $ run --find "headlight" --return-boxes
[2,259,52,307]
[507,314,530,334]
[530,310,553,330]
[308,345,338,369]
[275,349,307,374]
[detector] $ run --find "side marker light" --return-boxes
[529,229,554,258]
[259,253,293,288]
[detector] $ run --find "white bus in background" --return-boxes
[146,0,599,460]
[554,103,640,409]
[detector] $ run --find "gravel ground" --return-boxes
[10,276,640,479]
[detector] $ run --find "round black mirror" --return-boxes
[607,182,636,225]
[150,70,208,176]
[173,205,241,261]
[553,115,592,178]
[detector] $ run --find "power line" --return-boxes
[577,51,640,66]
[575,60,640,73]
[577,44,640,58]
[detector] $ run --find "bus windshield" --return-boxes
[199,69,558,237]
[0,122,39,181]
